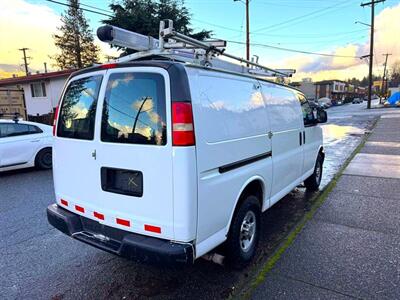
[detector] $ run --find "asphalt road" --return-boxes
[0,101,384,300]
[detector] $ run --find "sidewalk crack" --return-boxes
[276,274,363,299]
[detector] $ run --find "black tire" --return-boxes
[304,153,323,191]
[225,195,261,269]
[35,148,53,169]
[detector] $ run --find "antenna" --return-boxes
[96,20,294,78]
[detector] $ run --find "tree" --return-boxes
[53,0,99,69]
[103,0,212,54]
[389,60,400,87]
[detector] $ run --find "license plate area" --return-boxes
[101,167,143,197]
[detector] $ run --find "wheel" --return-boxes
[304,153,323,191]
[35,148,53,169]
[225,195,261,269]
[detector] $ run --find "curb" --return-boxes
[238,117,380,300]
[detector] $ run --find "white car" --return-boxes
[0,119,53,171]
[318,97,332,109]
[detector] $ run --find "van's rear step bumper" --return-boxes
[47,204,194,265]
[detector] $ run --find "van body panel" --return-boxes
[171,146,198,242]
[303,126,323,173]
[186,67,273,244]
[260,82,304,205]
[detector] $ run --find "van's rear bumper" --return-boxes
[47,204,194,265]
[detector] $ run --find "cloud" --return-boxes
[0,0,61,74]
[0,0,121,79]
[276,3,400,81]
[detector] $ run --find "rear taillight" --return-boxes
[172,102,195,146]
[53,105,59,136]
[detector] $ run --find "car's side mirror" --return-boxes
[316,108,327,123]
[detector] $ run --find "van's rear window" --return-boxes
[57,75,102,140]
[101,73,166,145]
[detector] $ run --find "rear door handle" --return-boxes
[303,130,306,144]
[299,132,302,146]
[267,131,273,139]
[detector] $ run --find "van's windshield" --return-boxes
[101,72,167,146]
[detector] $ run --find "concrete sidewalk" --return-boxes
[252,114,400,299]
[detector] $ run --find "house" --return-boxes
[290,78,316,100]
[0,70,74,123]
[314,80,346,101]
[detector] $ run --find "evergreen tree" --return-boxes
[53,0,99,69]
[104,0,212,54]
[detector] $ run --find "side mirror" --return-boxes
[316,108,327,123]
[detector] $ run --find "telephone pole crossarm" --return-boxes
[361,0,385,6]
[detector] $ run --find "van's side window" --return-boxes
[57,75,103,140]
[298,95,314,126]
[101,72,166,146]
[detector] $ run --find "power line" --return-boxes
[45,0,114,18]
[226,40,360,58]
[79,2,113,14]
[252,0,353,33]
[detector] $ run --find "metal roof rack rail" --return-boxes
[97,20,295,78]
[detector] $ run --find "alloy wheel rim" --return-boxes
[240,211,256,252]
[315,161,322,184]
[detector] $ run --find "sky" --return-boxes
[0,0,399,82]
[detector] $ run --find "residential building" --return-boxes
[0,70,74,123]
[315,80,346,101]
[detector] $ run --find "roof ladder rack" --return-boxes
[97,20,295,78]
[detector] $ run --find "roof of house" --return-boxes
[0,69,75,87]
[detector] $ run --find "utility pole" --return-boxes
[380,53,391,102]
[361,0,385,109]
[245,0,250,62]
[44,62,48,73]
[18,48,30,76]
[234,0,250,62]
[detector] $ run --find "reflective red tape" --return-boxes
[144,224,161,234]
[116,218,130,227]
[75,205,85,213]
[60,199,68,206]
[93,211,104,220]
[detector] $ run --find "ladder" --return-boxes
[97,20,295,78]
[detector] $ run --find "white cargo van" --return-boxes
[47,23,327,268]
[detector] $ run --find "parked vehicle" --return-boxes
[318,97,332,109]
[0,119,53,171]
[47,22,327,269]
[352,98,362,104]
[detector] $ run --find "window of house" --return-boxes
[30,82,47,98]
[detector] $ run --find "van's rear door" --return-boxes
[54,70,105,222]
[55,67,174,239]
